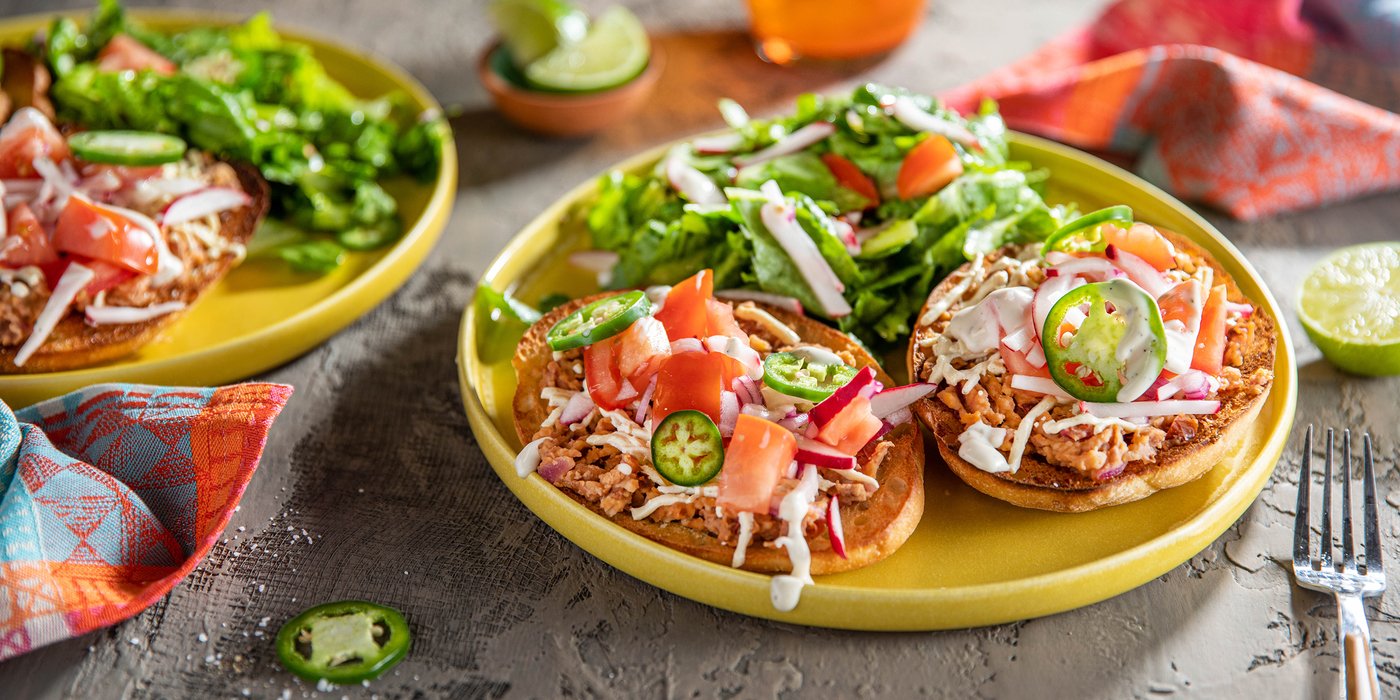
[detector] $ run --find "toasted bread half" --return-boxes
[0,161,270,373]
[512,295,925,575]
[908,231,1276,512]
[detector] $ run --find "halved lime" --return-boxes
[1298,242,1400,375]
[523,6,650,93]
[490,0,589,67]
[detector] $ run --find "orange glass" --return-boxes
[745,0,928,63]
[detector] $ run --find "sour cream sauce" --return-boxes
[770,464,820,612]
[945,288,1034,354]
[958,421,1009,473]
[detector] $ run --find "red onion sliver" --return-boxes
[161,187,251,226]
[560,391,597,425]
[719,390,740,437]
[890,97,981,150]
[537,457,573,484]
[665,155,727,205]
[635,375,658,424]
[732,121,836,168]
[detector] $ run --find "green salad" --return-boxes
[38,0,449,273]
[579,84,1076,350]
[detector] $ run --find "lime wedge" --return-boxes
[490,0,589,67]
[524,6,650,92]
[1298,242,1400,375]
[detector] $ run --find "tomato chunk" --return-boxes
[654,270,712,340]
[616,316,671,383]
[1000,340,1049,378]
[1103,223,1176,271]
[96,34,178,76]
[715,414,797,514]
[2,202,58,267]
[816,395,883,454]
[0,107,70,179]
[585,336,636,410]
[820,153,879,208]
[704,299,747,341]
[1191,285,1228,375]
[651,351,724,426]
[53,197,158,275]
[896,135,963,200]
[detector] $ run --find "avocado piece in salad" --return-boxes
[582,84,1078,350]
[37,0,450,274]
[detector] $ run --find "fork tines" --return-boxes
[1293,425,1385,576]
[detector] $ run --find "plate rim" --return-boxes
[0,9,458,405]
[457,131,1298,630]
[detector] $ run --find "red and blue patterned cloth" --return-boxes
[0,383,290,662]
[944,0,1400,220]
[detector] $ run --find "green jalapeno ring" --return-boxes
[762,352,858,402]
[275,600,411,684]
[545,290,652,351]
[1042,205,1133,256]
[651,410,725,486]
[1041,279,1167,403]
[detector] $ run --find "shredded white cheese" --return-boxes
[734,304,801,345]
[540,387,579,406]
[540,406,564,428]
[657,484,719,497]
[586,432,650,462]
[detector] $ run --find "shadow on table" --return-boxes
[456,28,887,187]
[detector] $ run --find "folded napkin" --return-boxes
[943,0,1400,220]
[0,383,290,662]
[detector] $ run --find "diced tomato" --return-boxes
[654,269,712,340]
[1102,223,1176,271]
[53,196,158,275]
[896,135,963,200]
[651,351,725,426]
[1158,279,1203,327]
[715,414,797,514]
[585,337,634,410]
[2,202,58,267]
[816,395,882,454]
[95,34,177,77]
[820,153,879,208]
[704,299,747,341]
[0,108,70,179]
[1000,340,1050,378]
[616,316,671,383]
[1191,285,1228,375]
[37,256,137,296]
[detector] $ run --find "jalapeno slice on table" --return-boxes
[276,600,410,683]
[546,290,652,351]
[1042,205,1133,255]
[762,351,857,402]
[1042,279,1167,403]
[651,409,725,486]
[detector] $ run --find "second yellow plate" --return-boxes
[457,132,1297,630]
[0,10,457,407]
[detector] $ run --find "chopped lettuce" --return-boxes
[582,85,1074,350]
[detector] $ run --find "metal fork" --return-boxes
[1294,426,1387,700]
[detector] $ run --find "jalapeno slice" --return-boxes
[651,409,724,486]
[1042,205,1133,256]
[1042,279,1167,403]
[275,600,410,684]
[762,351,857,402]
[546,290,652,351]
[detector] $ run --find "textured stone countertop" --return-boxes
[2,0,1398,697]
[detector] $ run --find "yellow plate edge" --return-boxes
[456,132,1298,630]
[0,9,458,406]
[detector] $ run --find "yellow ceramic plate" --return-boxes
[456,133,1297,630]
[0,10,457,407]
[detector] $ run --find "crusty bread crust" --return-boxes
[0,161,270,373]
[907,231,1277,512]
[513,294,925,575]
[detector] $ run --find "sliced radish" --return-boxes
[891,97,981,150]
[559,391,597,425]
[1009,374,1073,399]
[1002,326,1033,353]
[84,301,185,325]
[831,218,861,256]
[1032,274,1081,341]
[733,121,836,169]
[777,412,809,433]
[883,406,913,426]
[161,187,251,226]
[693,132,744,154]
[568,250,618,272]
[808,366,878,429]
[1105,245,1171,298]
[719,390,740,437]
[827,494,847,559]
[868,383,937,418]
[614,379,639,403]
[714,289,804,315]
[794,436,858,470]
[1081,399,1220,419]
[1049,256,1125,282]
[635,374,658,424]
[665,155,726,205]
[760,196,851,317]
[1044,251,1076,265]
[1025,342,1047,368]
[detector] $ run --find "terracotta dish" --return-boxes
[477,41,663,137]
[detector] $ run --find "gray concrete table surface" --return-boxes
[0,0,1396,697]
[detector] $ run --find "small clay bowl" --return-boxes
[477,40,664,138]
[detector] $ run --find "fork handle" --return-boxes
[1338,594,1380,700]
